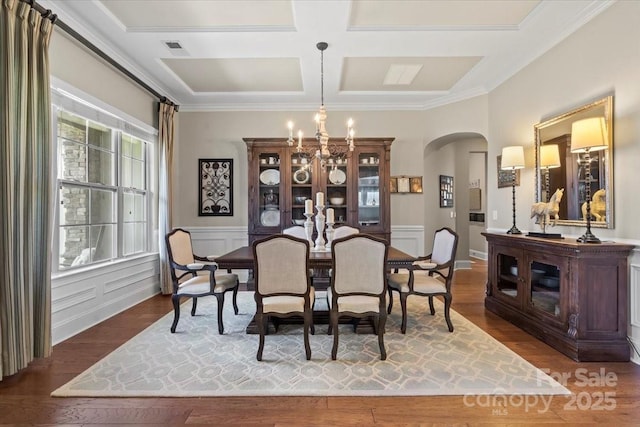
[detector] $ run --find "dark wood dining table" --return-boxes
[215,245,416,334]
[215,245,416,272]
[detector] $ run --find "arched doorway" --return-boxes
[423,133,488,267]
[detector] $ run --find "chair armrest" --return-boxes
[193,254,218,263]
[412,261,437,270]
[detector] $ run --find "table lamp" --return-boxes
[540,144,561,202]
[501,146,525,234]
[570,117,608,243]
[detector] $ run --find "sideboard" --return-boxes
[483,232,634,361]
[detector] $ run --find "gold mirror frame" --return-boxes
[534,96,613,228]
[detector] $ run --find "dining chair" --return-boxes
[387,227,459,334]
[253,234,314,361]
[165,228,239,334]
[327,234,389,360]
[332,225,359,239]
[282,225,308,240]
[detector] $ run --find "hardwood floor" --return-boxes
[1,259,639,425]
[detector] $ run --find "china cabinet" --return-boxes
[245,137,393,245]
[483,232,633,361]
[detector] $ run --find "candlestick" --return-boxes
[297,130,303,150]
[303,212,314,247]
[325,220,335,250]
[305,199,313,214]
[314,204,326,252]
[316,192,324,206]
[326,207,334,223]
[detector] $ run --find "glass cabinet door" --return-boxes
[325,157,348,225]
[528,260,562,318]
[290,152,313,226]
[496,252,520,301]
[257,151,282,230]
[357,151,381,231]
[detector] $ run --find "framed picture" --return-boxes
[389,177,398,193]
[391,176,422,193]
[410,177,423,193]
[497,155,520,188]
[439,175,454,207]
[199,158,233,216]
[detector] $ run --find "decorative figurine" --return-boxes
[530,188,564,234]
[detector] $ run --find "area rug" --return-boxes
[51,292,569,397]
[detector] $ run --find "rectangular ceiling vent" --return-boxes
[165,41,182,50]
[163,40,189,57]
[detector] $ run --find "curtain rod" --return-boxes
[23,0,179,110]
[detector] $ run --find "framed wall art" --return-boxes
[390,176,423,194]
[199,158,233,216]
[440,175,454,207]
[497,154,520,188]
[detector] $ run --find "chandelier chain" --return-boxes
[320,48,324,107]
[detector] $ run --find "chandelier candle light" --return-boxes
[287,42,355,169]
[570,117,608,243]
[501,146,525,234]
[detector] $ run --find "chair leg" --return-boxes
[303,311,312,360]
[399,292,408,334]
[170,295,181,333]
[444,293,454,332]
[215,293,225,334]
[232,284,239,315]
[378,312,387,361]
[428,296,436,315]
[256,312,265,361]
[191,297,198,316]
[330,311,339,360]
[387,287,394,314]
[351,317,360,333]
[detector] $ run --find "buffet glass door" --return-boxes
[357,151,381,232]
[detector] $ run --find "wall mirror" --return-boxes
[534,95,613,228]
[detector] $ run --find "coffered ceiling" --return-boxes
[41,0,612,111]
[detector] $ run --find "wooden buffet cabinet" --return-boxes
[483,232,633,361]
[244,137,393,245]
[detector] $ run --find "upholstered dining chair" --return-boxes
[253,234,314,361]
[387,227,459,334]
[165,228,239,334]
[282,225,308,239]
[332,225,359,239]
[327,234,389,360]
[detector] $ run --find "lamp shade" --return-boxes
[540,144,561,169]
[570,117,608,153]
[501,146,525,170]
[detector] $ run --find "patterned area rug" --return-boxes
[52,292,569,397]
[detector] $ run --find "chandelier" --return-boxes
[287,42,355,169]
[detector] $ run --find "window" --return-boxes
[55,109,150,270]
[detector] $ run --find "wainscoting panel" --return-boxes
[389,225,424,257]
[630,248,640,365]
[52,254,160,344]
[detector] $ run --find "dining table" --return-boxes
[215,244,416,272]
[215,244,416,334]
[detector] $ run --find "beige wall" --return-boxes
[487,0,640,241]
[49,31,157,128]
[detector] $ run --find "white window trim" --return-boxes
[51,78,158,274]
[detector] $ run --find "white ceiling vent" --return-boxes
[383,64,423,86]
[163,40,189,57]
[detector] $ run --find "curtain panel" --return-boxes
[0,0,55,379]
[158,102,176,294]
